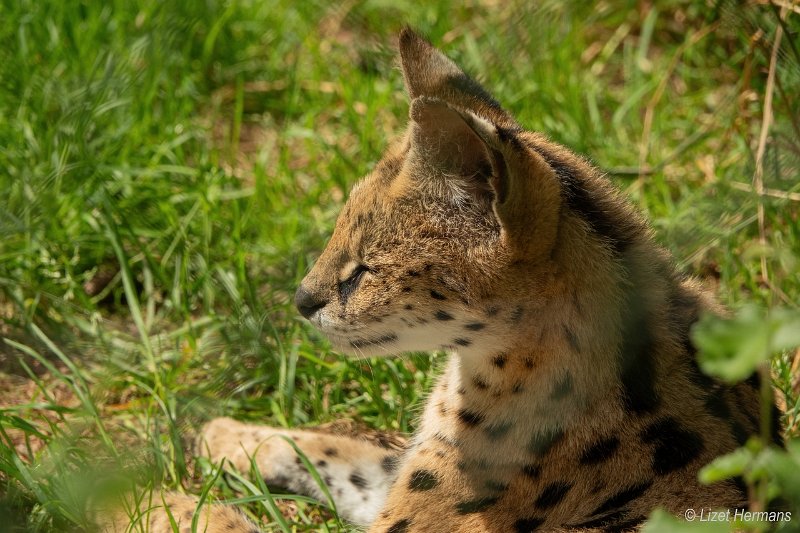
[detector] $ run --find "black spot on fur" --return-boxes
[550,373,573,400]
[349,471,368,490]
[511,306,524,322]
[523,357,534,369]
[483,479,509,493]
[527,427,564,455]
[472,375,489,390]
[484,421,512,441]
[534,481,572,509]
[455,496,500,514]
[641,418,704,475]
[734,387,760,433]
[408,469,439,491]
[512,381,524,394]
[731,420,750,447]
[492,353,507,368]
[686,354,720,393]
[563,326,580,353]
[590,479,606,494]
[386,518,411,533]
[771,403,784,445]
[316,460,327,468]
[404,304,413,310]
[266,473,290,489]
[454,337,472,346]
[573,510,641,530]
[580,436,620,465]
[435,310,454,321]
[521,464,541,479]
[407,269,420,277]
[610,516,647,531]
[381,454,399,474]
[374,151,405,178]
[590,479,653,517]
[745,372,761,391]
[402,286,412,293]
[458,458,490,472]
[433,432,459,447]
[458,409,484,427]
[732,476,748,501]
[486,306,499,316]
[350,333,398,349]
[430,289,446,300]
[618,280,660,414]
[465,322,486,331]
[513,517,545,532]
[701,386,750,446]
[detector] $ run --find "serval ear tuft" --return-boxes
[408,97,561,260]
[398,28,516,128]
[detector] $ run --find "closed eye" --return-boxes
[338,264,369,303]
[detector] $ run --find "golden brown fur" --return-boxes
[109,28,782,533]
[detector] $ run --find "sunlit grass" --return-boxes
[1,1,798,530]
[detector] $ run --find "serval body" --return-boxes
[119,29,783,533]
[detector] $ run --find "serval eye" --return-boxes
[338,264,369,302]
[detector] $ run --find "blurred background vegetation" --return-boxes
[0,0,798,530]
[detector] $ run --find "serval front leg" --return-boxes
[198,417,405,526]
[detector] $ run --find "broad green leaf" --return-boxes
[771,310,800,352]
[699,447,752,484]
[758,440,800,503]
[692,306,771,383]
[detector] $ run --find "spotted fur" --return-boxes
[114,29,784,532]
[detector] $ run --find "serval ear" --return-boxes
[398,28,516,128]
[408,97,561,259]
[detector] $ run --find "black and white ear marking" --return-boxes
[452,109,499,147]
[447,108,509,203]
[407,97,562,259]
[407,96,512,203]
[408,96,493,188]
[400,28,562,259]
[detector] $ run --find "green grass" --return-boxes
[0,0,798,531]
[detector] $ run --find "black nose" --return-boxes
[295,285,328,318]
